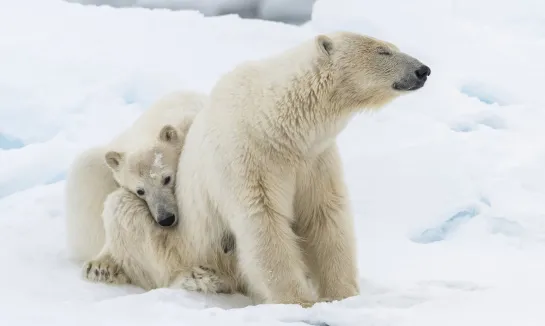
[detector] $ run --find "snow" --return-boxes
[65,0,316,24]
[1,0,545,325]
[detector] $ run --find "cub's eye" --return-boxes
[136,189,145,196]
[378,48,392,56]
[163,176,171,186]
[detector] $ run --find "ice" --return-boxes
[1,0,545,325]
[65,0,316,23]
[0,134,25,150]
[258,0,315,24]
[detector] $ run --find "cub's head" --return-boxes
[105,125,181,227]
[316,31,431,110]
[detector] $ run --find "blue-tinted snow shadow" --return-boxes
[123,90,138,105]
[411,207,479,244]
[411,198,490,244]
[488,217,525,237]
[459,84,506,106]
[0,170,66,200]
[0,133,25,150]
[450,83,510,133]
[450,115,506,133]
[45,171,66,185]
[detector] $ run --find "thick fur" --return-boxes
[65,90,207,262]
[175,31,430,306]
[83,188,241,293]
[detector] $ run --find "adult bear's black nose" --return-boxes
[158,213,176,227]
[415,65,431,79]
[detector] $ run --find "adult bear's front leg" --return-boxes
[295,145,360,301]
[226,167,316,306]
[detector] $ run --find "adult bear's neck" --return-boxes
[252,57,351,159]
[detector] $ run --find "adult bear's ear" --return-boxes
[159,125,178,144]
[316,34,334,57]
[105,151,124,171]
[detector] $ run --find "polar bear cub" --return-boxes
[65,90,206,263]
[67,90,242,294]
[83,187,239,293]
[66,91,240,292]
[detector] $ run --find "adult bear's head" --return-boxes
[315,31,431,111]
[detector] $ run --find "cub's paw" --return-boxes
[82,258,130,285]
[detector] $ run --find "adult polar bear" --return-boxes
[176,31,431,306]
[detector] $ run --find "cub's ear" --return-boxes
[105,151,124,171]
[159,125,178,144]
[316,34,334,57]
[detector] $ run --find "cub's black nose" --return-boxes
[158,213,176,227]
[415,65,431,79]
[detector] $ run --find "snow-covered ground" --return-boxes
[1,0,545,325]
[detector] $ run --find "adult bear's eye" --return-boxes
[136,189,145,196]
[163,176,171,186]
[377,48,391,55]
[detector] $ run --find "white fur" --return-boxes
[82,188,241,293]
[149,152,165,178]
[65,90,207,262]
[175,31,429,306]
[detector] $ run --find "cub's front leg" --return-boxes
[81,188,138,286]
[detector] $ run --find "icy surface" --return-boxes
[65,0,316,24]
[1,0,545,325]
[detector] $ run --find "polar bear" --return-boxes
[82,187,242,294]
[175,31,431,306]
[64,90,207,263]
